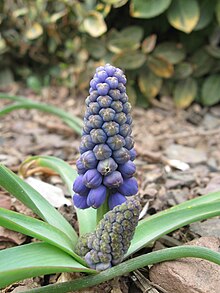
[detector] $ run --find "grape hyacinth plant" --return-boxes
[73,64,138,212]
[1,65,220,292]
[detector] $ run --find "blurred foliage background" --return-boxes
[0,0,220,108]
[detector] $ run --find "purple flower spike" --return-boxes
[118,178,138,196]
[83,169,103,188]
[103,171,123,188]
[73,63,137,210]
[108,192,126,209]
[73,175,89,196]
[97,158,118,176]
[118,160,136,178]
[73,194,89,209]
[87,185,107,208]
[81,150,98,169]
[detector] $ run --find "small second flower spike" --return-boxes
[73,64,138,210]
[75,199,141,270]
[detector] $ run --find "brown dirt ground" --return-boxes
[0,84,220,292]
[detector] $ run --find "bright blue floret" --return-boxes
[73,64,138,210]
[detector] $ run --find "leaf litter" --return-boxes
[0,86,220,292]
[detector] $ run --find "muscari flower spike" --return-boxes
[73,64,138,210]
[75,199,141,271]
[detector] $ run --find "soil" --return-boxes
[0,84,220,292]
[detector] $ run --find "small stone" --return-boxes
[149,237,220,293]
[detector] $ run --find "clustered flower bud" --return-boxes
[73,64,138,210]
[75,199,141,271]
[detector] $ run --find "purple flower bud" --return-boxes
[90,77,100,90]
[85,96,91,106]
[121,92,128,103]
[118,160,136,178]
[97,158,118,175]
[111,101,123,113]
[105,64,116,76]
[96,65,105,73]
[87,185,107,208]
[95,262,111,271]
[103,171,123,188]
[113,147,130,164]
[123,102,132,114]
[89,91,99,101]
[129,148,137,161]
[95,70,108,82]
[97,95,112,108]
[89,102,101,114]
[125,136,134,150]
[83,118,93,133]
[90,129,107,144]
[102,121,119,136]
[114,112,127,125]
[83,169,103,188]
[96,83,110,96]
[93,144,112,160]
[80,135,95,153]
[118,177,138,196]
[108,89,121,100]
[81,150,98,169]
[76,158,87,174]
[88,115,103,128]
[84,252,96,269]
[108,192,126,210]
[84,108,92,119]
[118,83,126,93]
[126,113,132,125]
[73,194,89,209]
[119,124,132,137]
[73,175,89,196]
[114,70,127,84]
[107,134,125,150]
[105,77,119,89]
[99,108,115,121]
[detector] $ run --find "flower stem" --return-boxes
[25,246,220,293]
[96,192,109,224]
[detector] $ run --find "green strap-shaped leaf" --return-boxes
[0,207,84,263]
[0,164,78,244]
[167,0,200,33]
[127,200,220,256]
[0,93,83,135]
[25,246,220,293]
[20,156,97,236]
[0,242,96,289]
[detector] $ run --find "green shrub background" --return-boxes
[1,0,220,107]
